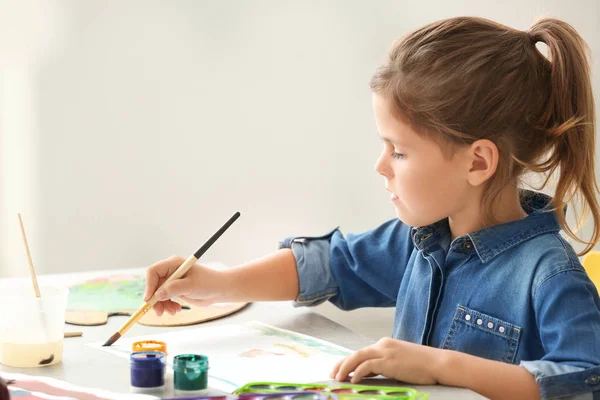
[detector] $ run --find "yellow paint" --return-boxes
[273,343,311,358]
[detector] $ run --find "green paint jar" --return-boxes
[173,354,208,391]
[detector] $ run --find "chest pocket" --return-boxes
[442,304,521,364]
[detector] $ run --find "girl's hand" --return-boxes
[143,256,229,316]
[330,337,443,385]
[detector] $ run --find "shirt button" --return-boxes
[465,314,471,321]
[487,322,494,329]
[464,241,473,249]
[420,233,432,242]
[585,375,600,386]
[476,319,483,326]
[499,326,506,333]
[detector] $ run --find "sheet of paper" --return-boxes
[1,372,159,400]
[90,321,352,392]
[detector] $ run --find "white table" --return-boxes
[0,269,485,399]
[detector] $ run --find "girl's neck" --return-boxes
[449,185,528,240]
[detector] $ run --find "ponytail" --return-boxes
[528,18,599,255]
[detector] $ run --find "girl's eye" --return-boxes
[391,151,405,160]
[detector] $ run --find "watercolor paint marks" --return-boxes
[65,275,247,327]
[91,321,353,392]
[67,275,145,311]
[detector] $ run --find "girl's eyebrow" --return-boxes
[378,132,414,151]
[377,132,400,145]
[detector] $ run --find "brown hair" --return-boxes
[370,16,599,255]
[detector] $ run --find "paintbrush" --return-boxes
[103,211,241,346]
[18,213,55,365]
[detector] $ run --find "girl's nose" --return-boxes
[374,153,393,178]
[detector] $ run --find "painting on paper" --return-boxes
[91,321,352,392]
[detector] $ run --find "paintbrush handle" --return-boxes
[160,254,199,286]
[117,302,153,334]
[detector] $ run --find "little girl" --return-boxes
[144,17,600,400]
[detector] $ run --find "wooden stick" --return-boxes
[64,331,83,338]
[18,213,41,297]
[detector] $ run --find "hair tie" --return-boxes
[526,30,539,45]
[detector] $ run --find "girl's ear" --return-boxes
[466,139,499,186]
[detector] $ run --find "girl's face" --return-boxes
[372,94,472,227]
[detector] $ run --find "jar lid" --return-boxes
[132,340,167,355]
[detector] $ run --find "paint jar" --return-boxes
[0,284,69,368]
[132,340,167,355]
[130,351,166,393]
[173,354,209,391]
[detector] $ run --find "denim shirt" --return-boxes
[279,191,600,400]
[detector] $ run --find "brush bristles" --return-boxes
[103,332,121,347]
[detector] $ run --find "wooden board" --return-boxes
[65,274,248,327]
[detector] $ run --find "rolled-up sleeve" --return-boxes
[520,362,599,399]
[278,228,340,307]
[278,219,414,310]
[521,269,600,399]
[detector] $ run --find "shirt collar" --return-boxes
[412,190,561,263]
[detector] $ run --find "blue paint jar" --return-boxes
[130,351,165,392]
